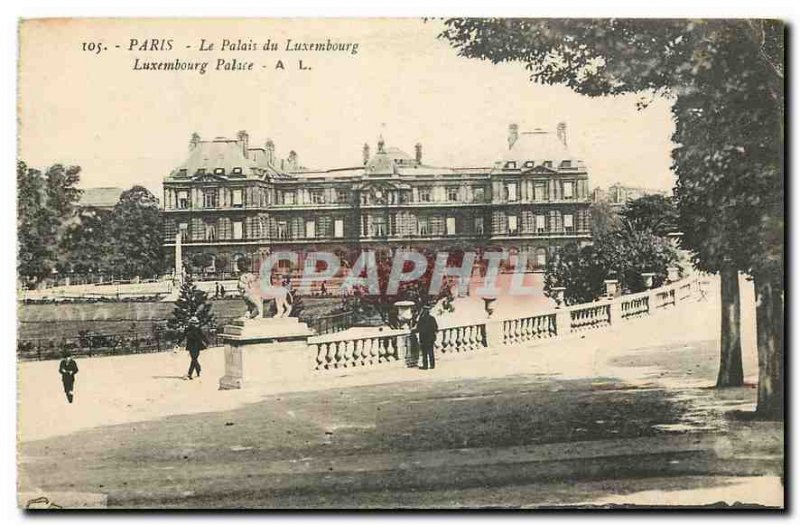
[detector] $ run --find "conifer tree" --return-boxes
[168,275,215,333]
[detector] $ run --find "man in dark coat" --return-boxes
[58,350,79,403]
[416,305,439,370]
[184,316,208,380]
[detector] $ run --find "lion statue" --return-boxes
[237,272,294,320]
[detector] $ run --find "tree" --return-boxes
[107,186,164,280]
[589,200,622,238]
[167,275,215,333]
[620,194,679,237]
[17,161,82,287]
[544,228,679,305]
[60,208,112,275]
[441,18,783,419]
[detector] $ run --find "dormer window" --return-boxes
[543,161,553,168]
[214,168,225,175]
[196,168,206,175]
[232,167,243,175]
[561,160,572,168]
[505,161,517,169]
[177,169,188,178]
[524,161,535,168]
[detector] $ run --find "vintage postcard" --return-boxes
[16,18,784,509]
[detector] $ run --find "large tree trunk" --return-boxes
[716,266,743,387]
[754,273,784,420]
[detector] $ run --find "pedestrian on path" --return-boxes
[184,316,208,380]
[58,350,79,403]
[416,305,439,370]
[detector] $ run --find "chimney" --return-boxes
[557,122,567,147]
[189,132,201,151]
[287,150,298,171]
[414,142,422,164]
[508,123,519,150]
[237,130,249,158]
[362,143,370,166]
[265,139,275,166]
[377,135,385,153]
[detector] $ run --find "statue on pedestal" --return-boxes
[237,271,294,320]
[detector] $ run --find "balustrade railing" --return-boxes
[310,329,407,371]
[569,303,611,332]
[503,314,557,345]
[621,294,650,320]
[308,276,703,372]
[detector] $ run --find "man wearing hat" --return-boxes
[184,316,208,380]
[58,350,79,403]
[416,305,439,370]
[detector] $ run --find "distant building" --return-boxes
[77,187,125,212]
[161,124,593,275]
[592,183,668,207]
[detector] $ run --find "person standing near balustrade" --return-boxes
[416,305,438,370]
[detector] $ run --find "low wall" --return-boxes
[307,276,709,372]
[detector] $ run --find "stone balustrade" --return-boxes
[307,275,705,373]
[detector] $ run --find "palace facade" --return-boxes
[161,124,592,275]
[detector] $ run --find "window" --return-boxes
[203,189,218,208]
[561,160,572,169]
[214,168,225,175]
[473,187,485,202]
[177,190,189,209]
[506,182,518,202]
[418,188,432,202]
[277,221,288,240]
[418,217,430,236]
[524,161,535,168]
[334,219,344,238]
[446,217,456,235]
[505,161,517,169]
[179,223,189,242]
[507,215,518,234]
[564,214,574,233]
[310,190,324,204]
[372,216,387,237]
[196,168,206,175]
[447,187,459,202]
[543,161,553,168]
[204,222,216,241]
[535,248,547,269]
[283,192,295,205]
[336,189,348,204]
[232,167,243,175]
[232,221,243,240]
[474,217,484,235]
[305,220,316,238]
[535,214,547,234]
[232,189,243,207]
[563,181,575,199]
[534,183,547,202]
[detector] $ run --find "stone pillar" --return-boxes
[218,341,244,390]
[175,232,183,283]
[555,309,572,337]
[604,279,619,299]
[485,319,504,348]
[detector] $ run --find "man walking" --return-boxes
[416,305,439,370]
[184,316,208,380]
[58,350,79,403]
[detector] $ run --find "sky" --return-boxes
[18,18,677,199]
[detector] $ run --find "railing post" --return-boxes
[485,319,504,349]
[609,300,622,324]
[555,309,571,337]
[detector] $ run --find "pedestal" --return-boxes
[218,317,313,390]
[485,318,505,348]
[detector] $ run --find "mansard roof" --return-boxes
[498,129,585,170]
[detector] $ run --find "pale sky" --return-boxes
[18,18,677,199]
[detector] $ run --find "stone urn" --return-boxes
[667,266,680,283]
[604,279,620,299]
[641,272,656,290]
[394,300,415,328]
[482,296,497,318]
[551,286,566,309]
